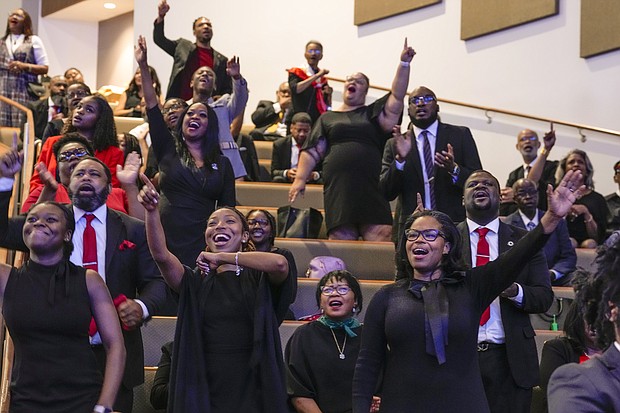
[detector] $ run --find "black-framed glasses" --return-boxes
[67,90,89,99]
[58,148,89,162]
[409,95,435,105]
[320,285,351,296]
[405,228,445,242]
[248,218,270,228]
[162,103,185,115]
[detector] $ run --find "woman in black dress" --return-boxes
[555,149,608,248]
[114,65,162,117]
[286,270,380,413]
[139,176,295,413]
[0,196,124,412]
[352,170,585,413]
[136,35,235,267]
[289,39,415,241]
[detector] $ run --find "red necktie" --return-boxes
[82,214,98,272]
[475,227,491,325]
[421,131,436,209]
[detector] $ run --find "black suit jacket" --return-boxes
[153,20,231,99]
[381,122,482,240]
[270,136,322,183]
[505,210,576,281]
[27,98,67,139]
[0,191,169,388]
[548,344,620,412]
[457,220,553,388]
[501,160,559,216]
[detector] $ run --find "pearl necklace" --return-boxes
[330,328,347,360]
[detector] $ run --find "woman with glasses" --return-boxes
[289,39,415,242]
[0,8,49,127]
[136,35,235,267]
[353,170,585,413]
[138,174,295,412]
[21,134,145,219]
[30,93,125,193]
[286,270,381,413]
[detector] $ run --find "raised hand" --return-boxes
[542,124,556,152]
[226,56,241,79]
[117,151,141,186]
[35,162,58,191]
[547,170,586,219]
[0,134,23,178]
[137,173,159,212]
[157,0,170,20]
[134,35,147,66]
[392,125,412,161]
[400,37,416,63]
[413,192,425,214]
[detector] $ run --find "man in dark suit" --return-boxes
[457,170,553,413]
[0,152,170,413]
[27,75,68,139]
[548,235,620,412]
[250,82,293,141]
[153,0,231,100]
[271,112,321,183]
[500,128,558,216]
[504,178,576,286]
[380,86,482,243]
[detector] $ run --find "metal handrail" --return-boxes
[326,76,620,140]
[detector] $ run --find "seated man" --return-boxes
[500,127,558,215]
[504,178,576,286]
[271,112,322,183]
[605,160,620,234]
[27,75,68,139]
[250,82,293,141]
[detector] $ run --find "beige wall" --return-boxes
[98,11,135,89]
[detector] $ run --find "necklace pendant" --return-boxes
[339,353,345,360]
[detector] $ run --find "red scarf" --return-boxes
[287,67,329,114]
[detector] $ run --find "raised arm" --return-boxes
[152,0,176,56]
[378,38,416,132]
[135,36,159,111]
[86,269,126,412]
[138,174,185,291]
[116,151,145,221]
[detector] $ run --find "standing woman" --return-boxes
[289,39,415,241]
[30,93,124,190]
[0,149,125,412]
[352,171,585,413]
[138,175,295,412]
[0,8,49,127]
[136,35,235,267]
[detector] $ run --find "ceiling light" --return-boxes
[103,3,117,9]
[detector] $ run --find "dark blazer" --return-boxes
[605,192,620,234]
[153,20,230,99]
[548,344,620,412]
[501,160,559,216]
[381,122,482,239]
[270,136,322,183]
[457,220,553,388]
[0,191,170,389]
[28,98,67,139]
[505,209,576,283]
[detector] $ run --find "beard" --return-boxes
[69,185,110,212]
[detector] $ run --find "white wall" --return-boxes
[7,0,618,193]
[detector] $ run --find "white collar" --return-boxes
[412,119,439,140]
[73,202,107,224]
[518,210,539,226]
[466,217,500,235]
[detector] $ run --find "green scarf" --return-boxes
[317,315,361,337]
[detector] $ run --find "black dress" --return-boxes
[286,321,362,413]
[168,266,296,413]
[305,95,392,232]
[539,337,583,413]
[147,106,236,267]
[566,191,608,244]
[3,260,101,413]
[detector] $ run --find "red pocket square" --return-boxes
[119,240,136,251]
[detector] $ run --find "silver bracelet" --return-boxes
[235,251,241,276]
[400,61,410,68]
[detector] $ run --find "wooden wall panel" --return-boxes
[461,0,558,40]
[581,0,620,58]
[42,0,84,17]
[354,0,441,26]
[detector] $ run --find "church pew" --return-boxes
[236,206,328,239]
[254,140,274,160]
[114,116,144,134]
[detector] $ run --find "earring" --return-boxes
[320,308,325,314]
[352,306,357,313]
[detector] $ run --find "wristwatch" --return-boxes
[93,405,112,413]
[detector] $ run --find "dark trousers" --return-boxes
[92,345,135,413]
[478,343,532,413]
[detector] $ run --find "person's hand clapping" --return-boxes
[392,125,412,162]
[35,162,58,192]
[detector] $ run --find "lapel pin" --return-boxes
[507,241,514,247]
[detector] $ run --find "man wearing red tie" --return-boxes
[457,170,553,413]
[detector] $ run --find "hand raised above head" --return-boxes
[226,56,241,79]
[400,37,416,63]
[137,173,159,212]
[157,0,170,18]
[134,35,148,65]
[542,127,556,151]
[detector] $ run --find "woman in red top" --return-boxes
[29,94,124,191]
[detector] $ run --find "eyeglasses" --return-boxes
[247,218,270,228]
[163,103,185,115]
[67,90,89,99]
[405,228,445,242]
[409,95,436,105]
[58,148,89,162]
[518,135,538,143]
[306,49,322,55]
[320,285,351,296]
